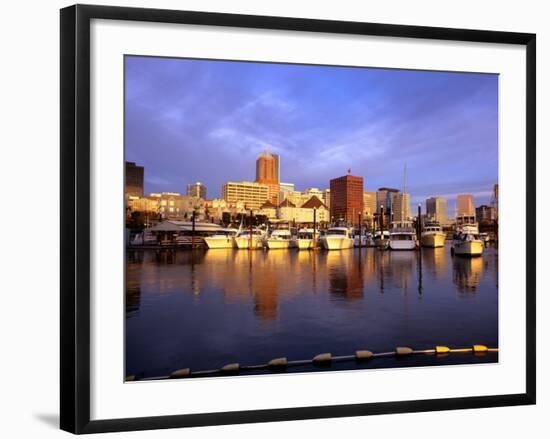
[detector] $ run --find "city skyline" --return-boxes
[125,56,498,212]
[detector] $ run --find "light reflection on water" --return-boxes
[126,244,498,378]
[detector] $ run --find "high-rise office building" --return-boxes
[255,149,280,205]
[392,192,411,222]
[186,182,207,199]
[376,187,400,213]
[426,196,448,224]
[125,161,144,198]
[456,194,475,216]
[329,174,364,225]
[222,181,269,210]
[363,191,377,216]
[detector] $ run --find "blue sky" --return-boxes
[125,56,498,212]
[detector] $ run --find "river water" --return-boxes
[126,244,498,379]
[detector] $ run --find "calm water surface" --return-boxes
[126,244,498,378]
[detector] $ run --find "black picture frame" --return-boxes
[60,4,536,434]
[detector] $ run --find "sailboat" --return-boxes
[389,164,417,251]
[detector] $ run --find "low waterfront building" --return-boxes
[205,198,246,223]
[276,196,329,224]
[259,200,278,219]
[280,190,304,207]
[127,192,207,221]
[222,181,270,210]
[126,195,158,215]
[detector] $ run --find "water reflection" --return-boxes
[126,244,498,376]
[452,256,484,294]
[327,250,364,300]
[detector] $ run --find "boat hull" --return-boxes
[234,237,263,249]
[266,239,291,250]
[292,239,314,250]
[453,240,484,256]
[204,237,234,249]
[389,240,416,250]
[322,237,354,250]
[421,233,446,248]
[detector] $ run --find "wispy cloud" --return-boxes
[125,57,498,205]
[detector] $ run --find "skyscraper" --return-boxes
[456,194,475,216]
[255,149,280,205]
[329,174,364,225]
[186,182,207,199]
[376,188,399,212]
[392,192,411,222]
[426,196,448,224]
[363,191,377,216]
[125,161,144,198]
[376,187,399,222]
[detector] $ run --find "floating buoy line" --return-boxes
[126,345,498,382]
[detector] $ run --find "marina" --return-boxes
[122,58,501,382]
[126,243,498,379]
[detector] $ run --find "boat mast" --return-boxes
[402,164,407,227]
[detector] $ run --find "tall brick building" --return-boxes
[329,174,364,225]
[255,150,280,205]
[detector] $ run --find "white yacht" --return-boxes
[291,228,318,250]
[452,215,483,256]
[320,227,354,250]
[389,221,417,250]
[234,229,265,250]
[204,228,239,249]
[421,222,446,248]
[265,229,292,250]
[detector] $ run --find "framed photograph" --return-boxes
[60,4,536,434]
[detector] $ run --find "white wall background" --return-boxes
[0,0,546,437]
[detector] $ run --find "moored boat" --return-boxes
[452,215,483,256]
[389,221,417,250]
[320,227,354,250]
[234,229,265,249]
[421,222,446,248]
[204,228,239,249]
[265,229,292,249]
[291,228,318,250]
